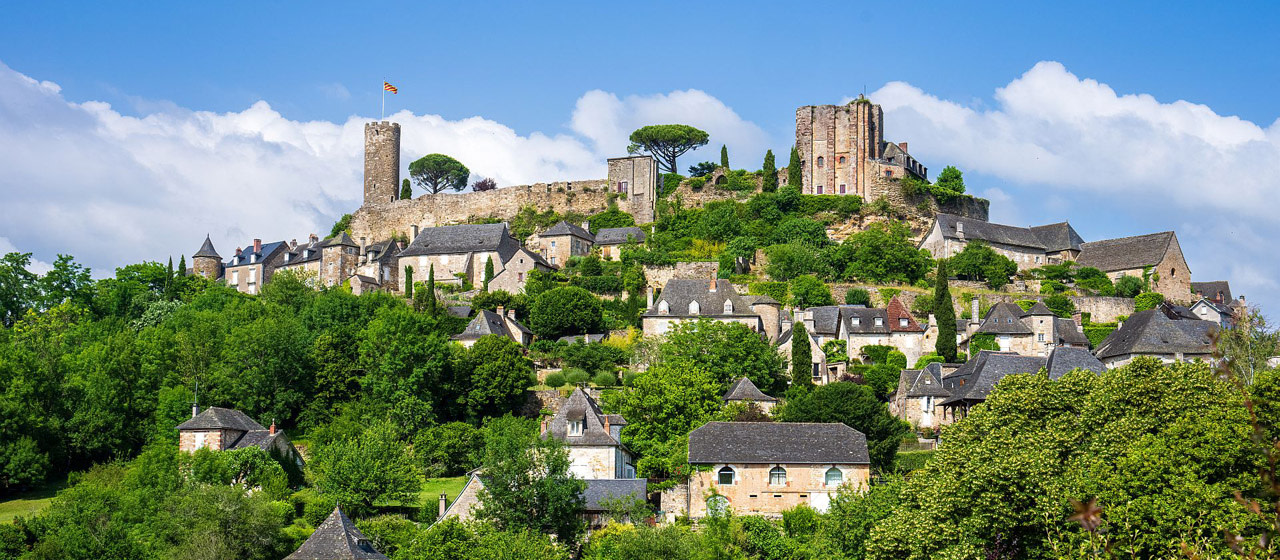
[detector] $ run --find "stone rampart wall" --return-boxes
[644,261,719,290]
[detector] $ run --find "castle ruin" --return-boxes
[796,97,927,198]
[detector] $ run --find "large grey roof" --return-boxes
[398,223,521,261]
[1044,347,1105,379]
[687,422,870,465]
[285,506,388,559]
[582,479,648,512]
[1093,309,1217,360]
[896,368,951,398]
[724,377,777,403]
[282,238,325,265]
[933,214,1046,250]
[1192,281,1233,303]
[177,407,265,432]
[226,240,287,267]
[1024,302,1055,316]
[1077,232,1177,272]
[643,279,757,318]
[542,221,595,241]
[194,235,221,259]
[943,349,1102,405]
[324,232,359,248]
[594,227,647,245]
[1029,222,1085,253]
[547,388,624,447]
[452,309,530,341]
[975,303,1034,335]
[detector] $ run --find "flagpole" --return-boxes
[381,79,385,121]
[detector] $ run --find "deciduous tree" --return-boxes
[476,415,586,544]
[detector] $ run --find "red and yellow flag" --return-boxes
[383,82,398,94]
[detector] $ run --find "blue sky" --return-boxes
[2,1,1279,310]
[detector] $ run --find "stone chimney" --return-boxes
[235,247,242,257]
[496,305,505,318]
[1240,295,1247,306]
[439,493,448,519]
[709,277,717,293]
[507,307,516,320]
[309,233,318,244]
[1072,311,1084,332]
[290,239,297,249]
[927,313,936,327]
[269,420,276,435]
[646,287,654,309]
[191,403,199,418]
[603,415,610,433]
[582,220,591,231]
[253,239,262,253]
[971,298,980,323]
[956,221,965,240]
[898,142,908,153]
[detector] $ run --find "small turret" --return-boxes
[192,235,223,280]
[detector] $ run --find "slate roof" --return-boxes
[1029,222,1085,253]
[542,221,595,241]
[582,479,648,512]
[285,506,388,560]
[1044,347,1105,379]
[942,349,1102,406]
[724,377,777,403]
[231,430,288,452]
[558,333,608,344]
[933,214,1046,250]
[975,303,1034,335]
[452,310,531,341]
[1093,309,1217,360]
[643,279,757,318]
[595,227,647,245]
[323,232,359,248]
[806,305,892,336]
[361,240,403,265]
[445,305,473,318]
[282,238,325,265]
[1054,318,1091,346]
[1192,281,1233,304]
[194,235,221,259]
[687,422,870,465]
[226,240,288,267]
[1076,232,1177,272]
[547,388,625,447]
[1024,302,1055,316]
[177,407,266,432]
[895,367,950,399]
[398,223,521,261]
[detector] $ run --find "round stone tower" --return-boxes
[192,235,223,280]
[364,121,401,206]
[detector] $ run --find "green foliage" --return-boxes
[627,124,710,174]
[934,259,957,362]
[1013,299,1037,311]
[688,161,717,177]
[1114,274,1144,298]
[913,354,945,368]
[859,345,894,365]
[658,319,786,393]
[661,173,684,198]
[748,281,789,307]
[564,368,591,385]
[1043,293,1075,317]
[462,335,535,421]
[483,257,495,292]
[1075,266,1114,295]
[602,361,723,479]
[1083,323,1116,347]
[821,477,903,559]
[694,202,743,241]
[866,359,1258,559]
[949,241,1018,289]
[775,382,910,472]
[934,165,966,195]
[789,275,833,308]
[330,213,353,237]
[400,178,412,200]
[591,371,618,387]
[969,333,999,353]
[410,516,571,559]
[720,145,729,169]
[563,342,629,375]
[409,153,470,194]
[529,286,604,340]
[1135,291,1165,311]
[475,415,586,544]
[845,288,871,306]
[311,420,418,517]
[1039,279,1067,294]
[830,222,933,284]
[761,150,778,192]
[792,324,814,389]
[787,146,802,188]
[544,372,567,388]
[415,421,484,478]
[885,350,907,370]
[764,242,830,281]
[587,205,637,233]
[768,217,828,246]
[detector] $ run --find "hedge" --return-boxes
[570,275,625,294]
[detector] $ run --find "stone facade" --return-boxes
[178,429,225,452]
[642,261,719,290]
[193,256,221,280]
[686,463,870,518]
[364,121,401,206]
[320,243,359,288]
[796,99,926,197]
[1103,239,1192,304]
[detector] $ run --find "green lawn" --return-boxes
[0,479,69,523]
[420,476,469,507]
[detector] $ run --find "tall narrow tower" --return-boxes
[364,121,401,206]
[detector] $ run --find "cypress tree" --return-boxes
[720,145,729,169]
[787,146,803,189]
[761,150,777,192]
[792,324,814,387]
[425,264,437,315]
[483,257,495,292]
[935,259,958,362]
[177,255,187,276]
[400,178,412,200]
[404,266,414,298]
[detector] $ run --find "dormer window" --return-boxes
[723,300,734,314]
[658,301,670,315]
[874,317,884,327]
[568,419,584,436]
[250,254,257,264]
[688,301,700,315]
[852,317,861,326]
[899,318,908,328]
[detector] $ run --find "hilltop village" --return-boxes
[0,97,1267,560]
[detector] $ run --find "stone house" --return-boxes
[1076,231,1192,303]
[451,307,532,348]
[918,214,1084,270]
[675,422,871,519]
[776,324,836,385]
[595,226,647,261]
[543,388,637,479]
[177,406,303,469]
[192,235,224,281]
[802,297,928,367]
[961,301,1088,357]
[795,98,927,197]
[1192,280,1236,307]
[532,220,594,267]
[284,505,388,559]
[889,362,950,432]
[274,234,326,281]
[1189,298,1237,328]
[274,233,361,288]
[396,222,552,294]
[221,239,288,295]
[642,279,780,341]
[940,348,1104,421]
[724,377,778,414]
[440,472,647,531]
[1092,308,1217,368]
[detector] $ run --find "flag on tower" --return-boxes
[383,82,398,94]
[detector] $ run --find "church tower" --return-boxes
[364,121,401,206]
[192,235,223,280]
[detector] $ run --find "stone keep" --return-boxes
[796,101,883,197]
[364,121,401,206]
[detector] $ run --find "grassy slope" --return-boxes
[0,479,69,523]
[420,476,469,507]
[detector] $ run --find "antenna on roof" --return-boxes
[191,378,200,418]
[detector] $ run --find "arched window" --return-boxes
[838,156,847,164]
[658,301,670,315]
[825,467,843,486]
[717,466,735,485]
[723,300,734,314]
[1170,268,1176,277]
[769,466,787,486]
[816,156,825,168]
[688,301,700,315]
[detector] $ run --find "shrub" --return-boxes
[1014,299,1038,312]
[970,333,999,353]
[880,288,901,307]
[591,371,618,387]
[544,372,566,388]
[529,286,604,340]
[860,345,894,365]
[790,275,834,308]
[845,288,871,306]
[914,354,945,368]
[1040,280,1068,294]
[1084,323,1117,347]
[886,350,908,370]
[910,293,934,316]
[569,275,625,294]
[749,281,790,306]
[621,371,638,387]
[1135,291,1165,312]
[1044,294,1076,317]
[564,368,590,385]
[1115,275,1144,298]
